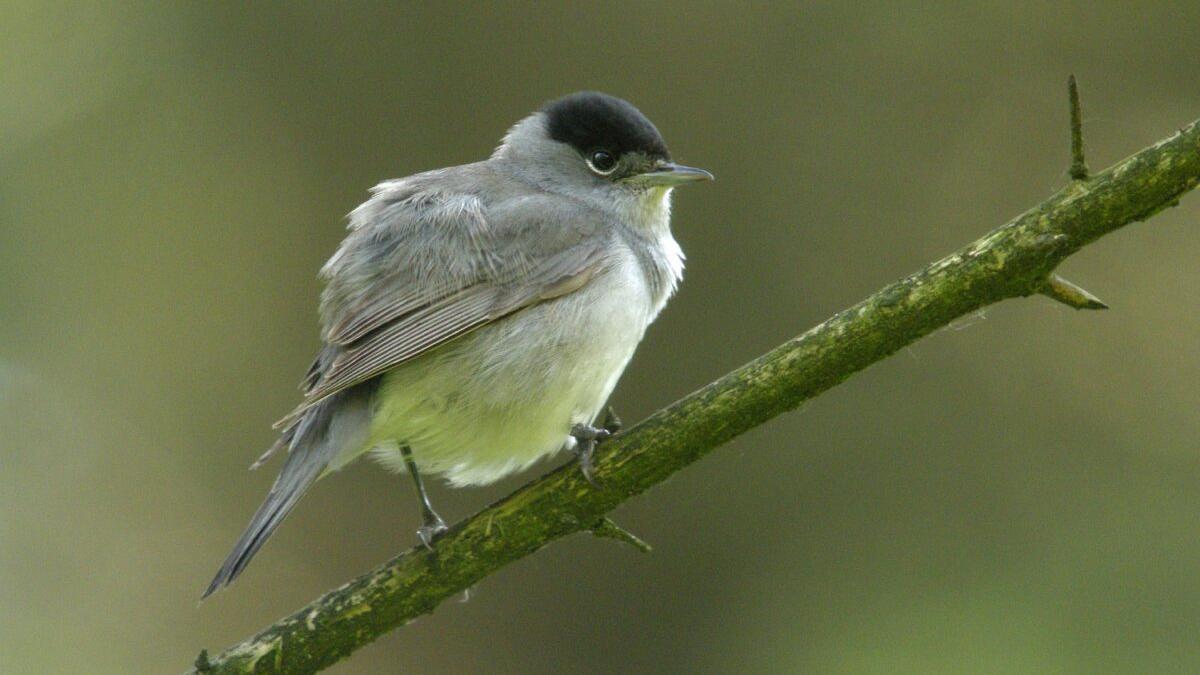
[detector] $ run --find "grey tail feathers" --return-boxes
[202,385,371,599]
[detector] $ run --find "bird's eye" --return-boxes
[586,149,618,175]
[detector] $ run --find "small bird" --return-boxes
[204,92,711,597]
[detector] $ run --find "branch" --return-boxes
[189,87,1200,674]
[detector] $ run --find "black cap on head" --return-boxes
[542,92,670,160]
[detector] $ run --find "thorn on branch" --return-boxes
[1069,75,1090,181]
[1041,273,1108,310]
[194,649,213,673]
[591,517,652,553]
[601,405,623,434]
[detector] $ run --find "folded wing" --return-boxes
[273,177,611,430]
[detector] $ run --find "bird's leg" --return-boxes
[569,423,612,486]
[400,445,447,550]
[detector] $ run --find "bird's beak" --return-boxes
[623,162,714,187]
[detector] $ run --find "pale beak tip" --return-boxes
[637,163,713,186]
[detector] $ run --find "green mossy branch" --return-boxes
[189,85,1200,674]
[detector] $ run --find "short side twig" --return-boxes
[1069,74,1090,180]
[591,518,652,553]
[1040,273,1109,310]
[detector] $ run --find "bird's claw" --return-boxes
[416,514,448,551]
[570,423,612,486]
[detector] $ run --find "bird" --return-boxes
[203,91,711,598]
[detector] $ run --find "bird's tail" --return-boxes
[202,387,370,599]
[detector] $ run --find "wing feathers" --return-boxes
[309,289,496,400]
[273,176,614,429]
[276,243,606,428]
[326,282,454,346]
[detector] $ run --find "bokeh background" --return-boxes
[3,3,1199,673]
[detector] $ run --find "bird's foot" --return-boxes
[416,511,448,551]
[569,423,612,486]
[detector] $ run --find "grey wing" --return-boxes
[294,244,606,411]
[273,177,610,429]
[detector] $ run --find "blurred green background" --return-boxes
[3,3,1199,673]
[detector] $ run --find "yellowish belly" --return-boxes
[356,268,651,486]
